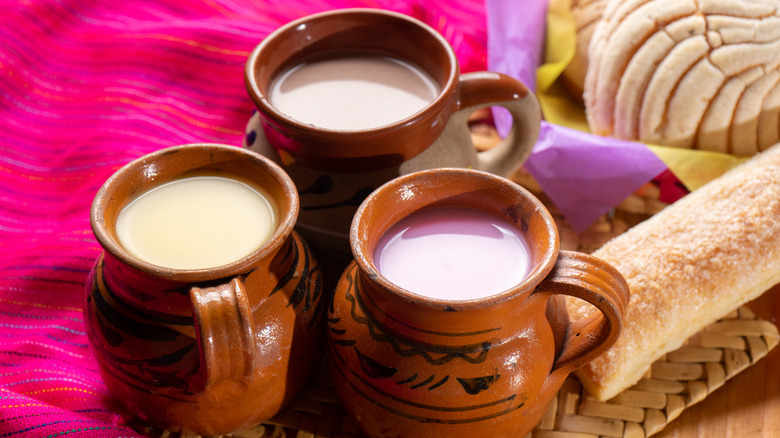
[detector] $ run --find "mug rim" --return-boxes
[243,8,459,163]
[350,168,560,309]
[90,143,300,282]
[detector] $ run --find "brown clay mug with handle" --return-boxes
[84,144,325,436]
[243,8,541,265]
[327,168,629,437]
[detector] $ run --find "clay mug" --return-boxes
[84,144,325,435]
[243,8,541,264]
[327,168,629,437]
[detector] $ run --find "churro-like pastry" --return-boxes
[567,144,780,400]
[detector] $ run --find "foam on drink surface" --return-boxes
[116,175,277,270]
[269,54,439,131]
[373,207,532,301]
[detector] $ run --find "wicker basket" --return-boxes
[133,304,778,438]
[531,306,779,438]
[133,128,779,438]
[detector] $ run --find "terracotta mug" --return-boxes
[84,144,325,435]
[327,168,629,437]
[243,8,541,263]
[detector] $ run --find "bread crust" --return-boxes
[561,0,608,101]
[566,144,780,401]
[584,0,780,155]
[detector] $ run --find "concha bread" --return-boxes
[584,0,780,156]
[561,0,607,101]
[566,143,780,401]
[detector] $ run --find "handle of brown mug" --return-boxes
[190,277,256,391]
[536,250,629,375]
[457,71,541,176]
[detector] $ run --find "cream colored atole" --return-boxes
[117,175,277,270]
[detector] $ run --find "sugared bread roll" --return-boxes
[566,144,780,401]
[561,0,607,102]
[584,0,780,156]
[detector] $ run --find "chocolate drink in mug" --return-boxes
[269,54,440,131]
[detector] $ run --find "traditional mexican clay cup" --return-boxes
[243,8,541,264]
[84,144,325,436]
[327,168,629,438]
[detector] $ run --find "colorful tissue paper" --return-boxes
[486,0,746,231]
[487,0,667,232]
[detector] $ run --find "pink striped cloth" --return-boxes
[0,1,488,436]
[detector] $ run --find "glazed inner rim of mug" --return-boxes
[92,144,298,281]
[246,8,457,134]
[354,169,559,306]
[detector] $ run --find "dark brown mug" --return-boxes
[327,168,629,437]
[243,8,541,263]
[84,144,325,435]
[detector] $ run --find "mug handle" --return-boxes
[190,278,256,391]
[455,71,541,176]
[534,250,629,378]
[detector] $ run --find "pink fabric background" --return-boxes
[0,1,490,436]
